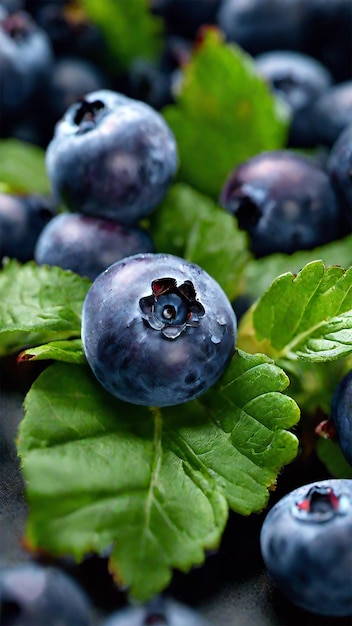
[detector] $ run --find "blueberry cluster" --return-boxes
[1,0,352,624]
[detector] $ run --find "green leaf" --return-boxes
[243,234,352,302]
[0,261,91,356]
[18,339,85,364]
[0,139,51,195]
[316,438,352,479]
[150,183,251,300]
[238,261,352,362]
[18,351,299,600]
[80,0,163,71]
[163,29,289,199]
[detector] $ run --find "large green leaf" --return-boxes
[150,183,251,301]
[81,0,163,71]
[0,261,91,356]
[163,29,289,199]
[238,261,352,362]
[18,351,299,600]
[0,139,51,195]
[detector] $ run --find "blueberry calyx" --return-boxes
[139,277,205,340]
[292,485,351,522]
[2,12,34,41]
[73,98,105,134]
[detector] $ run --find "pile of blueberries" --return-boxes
[0,0,352,624]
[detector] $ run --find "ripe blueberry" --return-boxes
[46,89,178,225]
[0,192,57,263]
[260,479,352,616]
[0,10,53,121]
[0,563,93,626]
[220,150,341,257]
[81,253,237,407]
[34,212,155,281]
[327,124,352,235]
[254,50,332,148]
[101,595,211,626]
[331,369,352,467]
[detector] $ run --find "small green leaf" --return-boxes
[239,261,352,362]
[0,139,51,195]
[18,352,299,600]
[18,339,85,364]
[0,261,91,356]
[81,0,163,71]
[150,183,251,300]
[316,438,352,479]
[163,29,289,198]
[243,234,352,302]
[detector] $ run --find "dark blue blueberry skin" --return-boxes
[327,124,352,235]
[47,56,111,125]
[254,50,332,148]
[0,563,93,626]
[101,595,211,626]
[216,0,306,57]
[46,89,178,226]
[301,0,352,83]
[220,151,341,257]
[0,192,57,262]
[309,80,352,148]
[331,370,352,467]
[260,479,352,617]
[0,10,53,120]
[152,0,222,40]
[81,253,237,407]
[34,212,155,281]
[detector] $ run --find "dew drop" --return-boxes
[211,335,221,344]
[216,315,227,326]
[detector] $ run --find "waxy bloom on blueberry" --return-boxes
[81,253,237,407]
[260,479,352,617]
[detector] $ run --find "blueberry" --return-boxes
[301,0,352,83]
[327,124,352,235]
[331,370,352,467]
[152,0,221,40]
[34,212,155,281]
[46,89,178,225]
[260,479,352,616]
[0,563,93,626]
[254,50,333,148]
[308,80,352,148]
[81,253,237,407]
[101,595,211,626]
[47,56,111,125]
[220,150,341,257]
[0,10,53,121]
[0,192,57,262]
[216,0,306,57]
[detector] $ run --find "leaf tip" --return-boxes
[17,351,35,363]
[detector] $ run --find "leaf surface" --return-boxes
[0,261,91,356]
[163,29,289,198]
[18,351,299,600]
[238,261,352,362]
[81,0,163,71]
[0,139,51,195]
[243,234,352,303]
[18,339,85,364]
[150,183,250,300]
